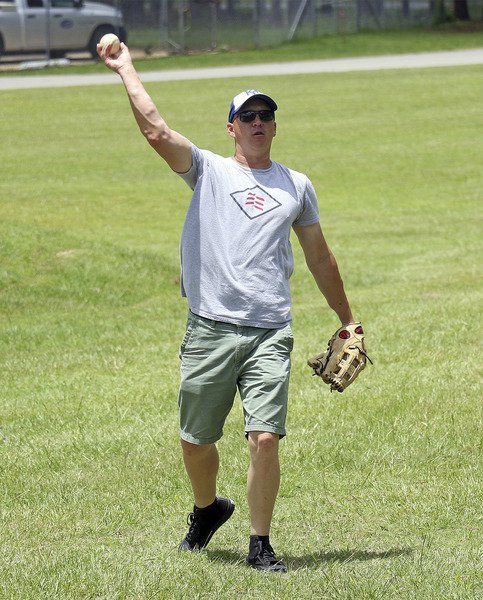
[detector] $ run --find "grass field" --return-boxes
[2,26,483,77]
[1,62,482,598]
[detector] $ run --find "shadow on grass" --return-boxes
[206,547,412,569]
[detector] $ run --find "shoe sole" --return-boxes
[201,498,235,549]
[246,560,288,573]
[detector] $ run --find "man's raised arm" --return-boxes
[99,42,192,173]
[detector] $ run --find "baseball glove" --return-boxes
[307,322,372,392]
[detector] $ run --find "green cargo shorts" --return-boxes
[178,311,294,445]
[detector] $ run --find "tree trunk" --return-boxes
[453,0,470,19]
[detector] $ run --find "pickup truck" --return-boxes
[0,0,126,59]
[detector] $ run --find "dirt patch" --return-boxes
[55,249,83,259]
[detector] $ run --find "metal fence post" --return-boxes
[310,0,317,37]
[253,0,262,48]
[282,0,289,29]
[160,0,168,50]
[178,0,186,52]
[402,0,410,18]
[210,0,217,50]
[45,0,51,61]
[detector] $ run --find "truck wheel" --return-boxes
[88,26,115,59]
[50,50,66,59]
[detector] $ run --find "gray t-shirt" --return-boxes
[177,145,320,328]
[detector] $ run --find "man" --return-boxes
[99,43,356,573]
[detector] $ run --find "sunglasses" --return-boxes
[236,110,275,123]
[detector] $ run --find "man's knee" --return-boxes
[248,431,279,456]
[180,438,215,457]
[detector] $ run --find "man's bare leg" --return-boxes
[179,439,234,552]
[181,439,219,507]
[247,431,280,535]
[245,431,287,572]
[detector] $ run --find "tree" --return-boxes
[453,0,470,19]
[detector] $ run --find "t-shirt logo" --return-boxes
[230,185,281,220]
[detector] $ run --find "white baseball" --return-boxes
[99,33,120,57]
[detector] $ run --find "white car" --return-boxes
[0,0,126,59]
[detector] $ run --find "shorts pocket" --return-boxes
[281,324,294,352]
[179,322,197,357]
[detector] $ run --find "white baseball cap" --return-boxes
[228,90,278,123]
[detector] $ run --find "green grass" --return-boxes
[0,64,482,598]
[2,25,483,77]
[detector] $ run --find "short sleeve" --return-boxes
[176,145,205,190]
[293,177,320,226]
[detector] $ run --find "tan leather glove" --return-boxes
[308,322,372,392]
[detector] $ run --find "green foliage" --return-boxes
[0,64,482,598]
[432,0,456,25]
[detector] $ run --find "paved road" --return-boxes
[0,48,482,91]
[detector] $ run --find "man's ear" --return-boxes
[274,122,277,137]
[226,122,236,139]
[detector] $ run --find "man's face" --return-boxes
[227,99,276,148]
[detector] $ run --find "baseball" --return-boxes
[98,33,120,57]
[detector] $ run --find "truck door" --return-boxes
[0,0,22,52]
[50,0,89,49]
[23,0,48,51]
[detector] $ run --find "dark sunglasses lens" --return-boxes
[259,111,275,121]
[238,110,274,122]
[239,111,256,122]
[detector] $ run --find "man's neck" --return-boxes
[233,148,272,170]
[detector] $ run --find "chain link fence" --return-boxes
[122,0,483,53]
[1,0,481,62]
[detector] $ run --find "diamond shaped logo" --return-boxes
[230,185,281,220]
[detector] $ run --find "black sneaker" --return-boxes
[246,537,288,573]
[179,497,235,551]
